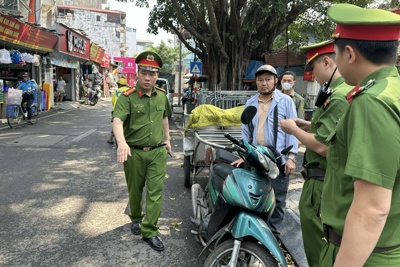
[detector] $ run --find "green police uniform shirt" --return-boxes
[321,67,400,259]
[305,77,350,170]
[113,84,172,147]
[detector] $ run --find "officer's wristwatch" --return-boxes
[287,155,297,163]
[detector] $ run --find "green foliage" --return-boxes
[116,0,396,91]
[133,40,190,73]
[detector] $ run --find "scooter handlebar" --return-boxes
[224,133,241,146]
[224,133,247,153]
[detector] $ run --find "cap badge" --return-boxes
[146,55,155,61]
[332,33,340,39]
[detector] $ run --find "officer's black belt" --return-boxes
[301,167,325,180]
[323,224,400,253]
[129,143,166,151]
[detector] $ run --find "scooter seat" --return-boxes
[214,149,239,164]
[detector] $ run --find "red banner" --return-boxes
[303,71,314,81]
[101,52,110,68]
[0,14,58,52]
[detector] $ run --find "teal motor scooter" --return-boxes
[191,106,292,267]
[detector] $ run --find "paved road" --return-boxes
[0,99,204,267]
[0,99,306,267]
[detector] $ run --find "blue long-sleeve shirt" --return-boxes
[242,89,298,165]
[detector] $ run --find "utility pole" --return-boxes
[178,39,182,106]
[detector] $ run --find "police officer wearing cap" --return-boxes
[17,72,36,123]
[232,64,298,238]
[112,51,172,252]
[280,40,351,267]
[319,4,400,266]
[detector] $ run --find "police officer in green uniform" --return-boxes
[280,40,351,267]
[113,51,172,252]
[320,4,400,266]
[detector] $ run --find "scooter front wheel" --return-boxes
[203,240,278,267]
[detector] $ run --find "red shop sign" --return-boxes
[57,24,90,60]
[0,14,58,52]
[101,52,110,68]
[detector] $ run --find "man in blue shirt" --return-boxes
[17,72,36,123]
[232,64,298,237]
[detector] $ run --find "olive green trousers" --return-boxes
[124,146,167,238]
[299,178,324,267]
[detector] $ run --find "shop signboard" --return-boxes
[90,42,105,64]
[113,57,136,87]
[101,52,110,68]
[56,23,90,60]
[49,53,80,69]
[113,57,136,74]
[0,14,58,52]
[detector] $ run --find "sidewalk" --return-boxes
[0,100,91,125]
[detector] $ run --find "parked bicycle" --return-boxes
[6,88,39,128]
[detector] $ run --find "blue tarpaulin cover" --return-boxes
[243,60,264,81]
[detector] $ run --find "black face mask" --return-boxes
[315,67,337,107]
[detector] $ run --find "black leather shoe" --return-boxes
[142,236,164,251]
[130,221,141,235]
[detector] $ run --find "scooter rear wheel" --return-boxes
[203,240,278,267]
[90,97,98,106]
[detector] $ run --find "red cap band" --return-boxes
[333,24,400,41]
[305,43,335,63]
[137,58,160,69]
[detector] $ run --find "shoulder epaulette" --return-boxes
[346,79,375,103]
[123,87,136,96]
[155,86,166,93]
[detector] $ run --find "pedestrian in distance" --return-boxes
[279,40,351,267]
[281,70,305,120]
[55,75,66,105]
[319,4,400,267]
[112,51,172,252]
[107,77,129,144]
[17,72,36,124]
[231,64,299,238]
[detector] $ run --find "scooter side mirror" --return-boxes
[281,145,293,156]
[241,106,257,125]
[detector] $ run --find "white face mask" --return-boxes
[281,82,293,90]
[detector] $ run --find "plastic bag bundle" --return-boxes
[7,88,23,105]
[184,104,244,133]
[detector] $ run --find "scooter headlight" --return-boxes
[267,160,280,179]
[257,150,279,179]
[257,150,268,170]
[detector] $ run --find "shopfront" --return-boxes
[48,23,90,102]
[0,12,58,118]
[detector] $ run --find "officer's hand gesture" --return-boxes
[117,142,131,163]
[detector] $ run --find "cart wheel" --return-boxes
[184,155,191,188]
